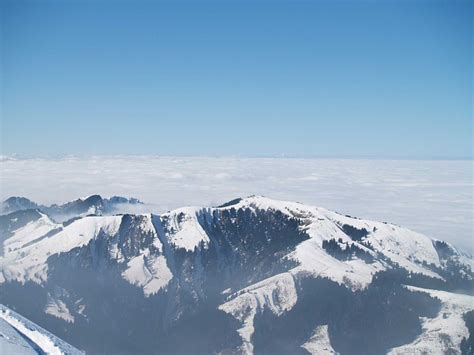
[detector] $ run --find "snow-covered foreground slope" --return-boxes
[0,195,472,354]
[0,304,83,355]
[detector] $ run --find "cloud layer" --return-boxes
[1,156,472,253]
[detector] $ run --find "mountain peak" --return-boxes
[81,194,103,203]
[1,196,38,214]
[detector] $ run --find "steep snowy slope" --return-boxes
[2,212,59,256]
[1,215,122,284]
[0,304,83,354]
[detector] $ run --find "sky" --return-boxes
[1,0,472,158]
[1,156,472,253]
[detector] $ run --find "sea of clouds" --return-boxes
[1,156,472,253]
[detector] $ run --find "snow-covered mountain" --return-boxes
[0,304,83,354]
[0,195,472,354]
[1,197,39,214]
[1,195,143,222]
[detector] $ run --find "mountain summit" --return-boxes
[0,195,472,354]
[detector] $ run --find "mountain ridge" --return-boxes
[1,195,143,223]
[0,195,472,354]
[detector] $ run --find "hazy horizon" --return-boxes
[2,153,474,161]
[1,156,472,253]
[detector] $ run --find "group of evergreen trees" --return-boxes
[322,238,374,262]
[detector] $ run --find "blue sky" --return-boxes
[1,0,472,158]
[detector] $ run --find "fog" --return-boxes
[1,156,472,253]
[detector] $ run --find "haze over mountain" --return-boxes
[1,156,472,253]
[0,194,472,354]
[1,194,143,222]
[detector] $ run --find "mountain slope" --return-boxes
[0,304,83,354]
[0,195,472,354]
[388,286,473,355]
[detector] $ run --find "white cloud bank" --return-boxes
[0,156,472,253]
